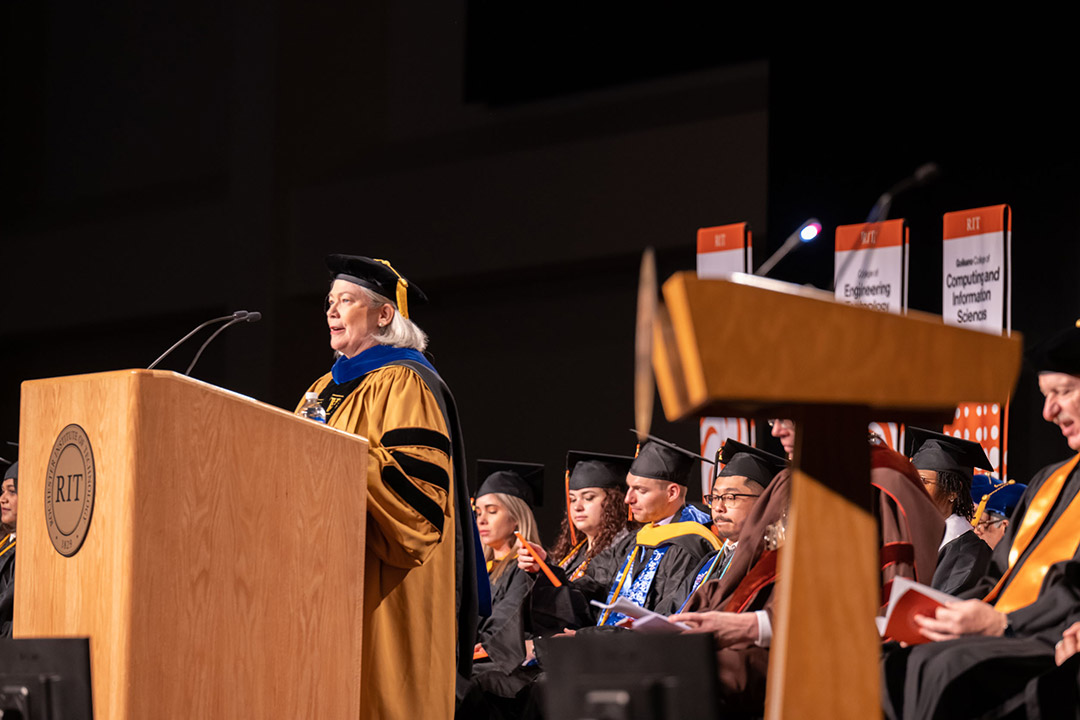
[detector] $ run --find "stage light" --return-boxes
[799,220,822,242]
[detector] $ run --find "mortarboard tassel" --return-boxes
[373,258,410,320]
[972,479,1015,527]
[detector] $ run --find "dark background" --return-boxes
[3,6,1077,540]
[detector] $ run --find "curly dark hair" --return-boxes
[549,487,629,565]
[936,469,976,520]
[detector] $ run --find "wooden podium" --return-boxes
[15,370,368,719]
[652,273,1022,719]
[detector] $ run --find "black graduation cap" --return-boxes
[326,254,428,320]
[907,427,993,482]
[1,442,16,491]
[1027,321,1080,375]
[715,440,787,488]
[475,460,545,507]
[566,451,634,491]
[628,432,713,486]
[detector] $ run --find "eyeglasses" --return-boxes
[704,492,761,506]
[766,419,794,429]
[975,517,1006,531]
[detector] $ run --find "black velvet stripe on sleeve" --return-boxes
[381,427,451,455]
[382,465,445,534]
[390,450,451,493]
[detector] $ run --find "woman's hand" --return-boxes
[516,542,547,574]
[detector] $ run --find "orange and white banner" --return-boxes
[697,222,753,493]
[700,418,756,497]
[941,205,1012,476]
[834,219,909,451]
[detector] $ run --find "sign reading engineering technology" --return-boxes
[45,424,96,557]
[834,218,907,314]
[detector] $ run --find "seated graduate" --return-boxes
[593,434,723,626]
[663,439,785,615]
[546,451,633,581]
[971,474,1027,551]
[515,451,637,636]
[474,460,544,655]
[669,444,790,714]
[907,427,994,596]
[522,435,722,629]
[882,323,1080,720]
[0,461,16,638]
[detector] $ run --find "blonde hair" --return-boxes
[479,492,541,582]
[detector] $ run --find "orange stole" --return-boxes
[984,454,1080,614]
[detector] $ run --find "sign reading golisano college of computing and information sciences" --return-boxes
[834,219,908,451]
[942,205,1011,334]
[696,222,755,495]
[942,205,1012,476]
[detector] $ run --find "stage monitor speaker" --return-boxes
[541,631,720,720]
[0,637,93,720]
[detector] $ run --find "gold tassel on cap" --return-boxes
[373,258,410,320]
[971,479,1015,527]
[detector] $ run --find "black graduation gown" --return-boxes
[478,563,533,659]
[932,529,993,596]
[658,542,736,616]
[972,647,1080,720]
[0,538,13,638]
[619,532,721,619]
[530,516,718,630]
[883,457,1080,720]
[556,542,589,579]
[527,530,636,633]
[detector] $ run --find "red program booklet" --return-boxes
[878,577,958,645]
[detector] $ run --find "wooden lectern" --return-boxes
[15,370,368,719]
[652,273,1022,720]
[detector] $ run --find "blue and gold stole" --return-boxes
[598,505,721,625]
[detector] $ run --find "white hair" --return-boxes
[356,286,429,352]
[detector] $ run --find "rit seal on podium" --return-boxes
[44,424,96,557]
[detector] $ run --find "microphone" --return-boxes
[754,218,822,277]
[865,162,940,224]
[829,163,941,291]
[184,311,262,376]
[147,311,256,371]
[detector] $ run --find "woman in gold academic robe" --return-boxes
[298,255,476,720]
